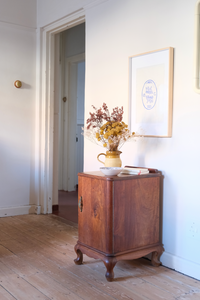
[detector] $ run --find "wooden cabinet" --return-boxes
[74,169,164,281]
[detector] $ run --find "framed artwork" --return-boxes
[129,47,174,137]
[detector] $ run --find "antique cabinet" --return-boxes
[74,169,164,281]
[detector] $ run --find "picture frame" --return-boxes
[129,47,174,137]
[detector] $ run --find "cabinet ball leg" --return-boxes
[103,258,117,282]
[105,270,114,282]
[74,248,83,265]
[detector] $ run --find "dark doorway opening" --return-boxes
[53,22,85,223]
[53,190,78,223]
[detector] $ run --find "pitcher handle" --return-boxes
[97,153,106,165]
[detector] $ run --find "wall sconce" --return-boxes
[14,80,22,88]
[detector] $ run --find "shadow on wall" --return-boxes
[21,82,32,89]
[135,136,163,167]
[134,136,178,260]
[14,82,32,90]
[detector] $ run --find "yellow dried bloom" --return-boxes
[85,103,137,152]
[101,125,106,130]
[116,127,121,133]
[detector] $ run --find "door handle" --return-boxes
[78,196,83,212]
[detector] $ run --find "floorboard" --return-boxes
[0,214,199,300]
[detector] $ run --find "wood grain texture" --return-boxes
[0,214,199,300]
[78,176,113,253]
[76,171,164,281]
[113,177,160,252]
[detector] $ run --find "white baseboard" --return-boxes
[161,251,200,281]
[0,205,41,217]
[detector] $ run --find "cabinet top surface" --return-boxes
[78,170,162,181]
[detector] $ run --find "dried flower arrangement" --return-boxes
[83,103,136,151]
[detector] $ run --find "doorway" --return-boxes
[53,23,85,223]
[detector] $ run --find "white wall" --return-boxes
[84,0,200,280]
[37,0,200,279]
[37,0,103,27]
[0,0,37,216]
[0,0,36,28]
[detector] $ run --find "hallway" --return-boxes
[53,190,78,224]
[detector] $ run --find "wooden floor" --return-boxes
[0,215,199,300]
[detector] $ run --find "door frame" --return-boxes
[36,10,85,214]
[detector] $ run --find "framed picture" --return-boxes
[129,47,174,137]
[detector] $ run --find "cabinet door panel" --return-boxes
[78,176,113,253]
[113,177,160,253]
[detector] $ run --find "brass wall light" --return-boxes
[14,80,22,88]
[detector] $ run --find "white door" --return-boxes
[75,61,85,185]
[59,54,85,192]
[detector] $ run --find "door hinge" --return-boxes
[76,137,78,142]
[63,97,67,102]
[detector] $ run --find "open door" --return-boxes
[59,53,85,192]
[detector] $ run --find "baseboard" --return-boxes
[161,251,200,280]
[0,205,41,217]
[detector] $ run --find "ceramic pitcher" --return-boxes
[97,150,122,167]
